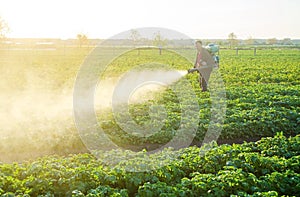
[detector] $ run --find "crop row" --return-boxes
[99,79,299,146]
[0,133,299,196]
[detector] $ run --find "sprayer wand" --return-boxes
[187,65,214,74]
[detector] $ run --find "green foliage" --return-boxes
[1,47,300,196]
[1,48,299,158]
[99,49,300,146]
[0,134,299,196]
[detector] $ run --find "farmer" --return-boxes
[189,40,215,92]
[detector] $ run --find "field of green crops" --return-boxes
[0,46,299,196]
[98,48,300,148]
[1,134,299,196]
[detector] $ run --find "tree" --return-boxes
[228,32,238,48]
[77,33,88,47]
[152,31,167,47]
[152,31,168,55]
[282,38,293,45]
[267,38,277,45]
[0,16,9,40]
[245,36,254,45]
[130,29,141,47]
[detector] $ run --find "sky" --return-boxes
[0,0,299,39]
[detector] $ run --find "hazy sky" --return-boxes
[0,0,299,39]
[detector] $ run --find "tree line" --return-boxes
[0,17,297,48]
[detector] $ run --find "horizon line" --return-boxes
[3,37,300,40]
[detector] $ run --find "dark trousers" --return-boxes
[199,67,212,92]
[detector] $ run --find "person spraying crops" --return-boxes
[188,41,219,92]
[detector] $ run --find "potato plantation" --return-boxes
[0,46,299,196]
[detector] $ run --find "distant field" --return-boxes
[0,47,299,160]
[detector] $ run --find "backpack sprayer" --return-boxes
[188,43,220,74]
